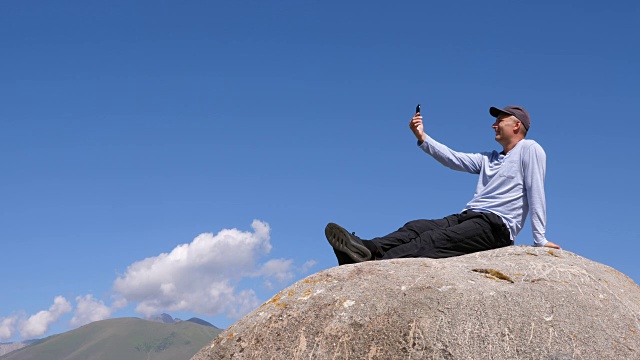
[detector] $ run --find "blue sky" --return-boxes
[1,0,639,342]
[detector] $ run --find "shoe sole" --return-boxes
[325,223,371,262]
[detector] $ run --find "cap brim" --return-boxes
[489,106,514,118]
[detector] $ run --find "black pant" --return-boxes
[371,210,512,259]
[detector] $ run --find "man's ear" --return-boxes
[513,120,522,133]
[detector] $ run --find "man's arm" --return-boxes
[523,142,561,249]
[409,114,484,174]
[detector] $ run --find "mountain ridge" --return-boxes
[0,340,39,357]
[0,317,222,360]
[146,313,218,329]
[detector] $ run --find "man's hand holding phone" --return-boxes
[410,103,426,142]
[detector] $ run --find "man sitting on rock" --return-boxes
[325,105,562,265]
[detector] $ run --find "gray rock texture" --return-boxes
[192,246,640,359]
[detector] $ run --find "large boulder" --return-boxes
[192,246,640,359]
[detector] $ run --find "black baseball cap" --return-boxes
[490,105,530,130]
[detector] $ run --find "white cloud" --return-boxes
[19,296,72,338]
[110,296,128,310]
[255,259,295,282]
[225,289,260,319]
[70,295,113,327]
[0,220,318,340]
[112,220,294,318]
[300,260,318,273]
[0,316,18,340]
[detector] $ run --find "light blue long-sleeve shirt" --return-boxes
[418,134,549,246]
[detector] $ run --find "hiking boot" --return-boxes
[333,248,357,266]
[325,223,372,262]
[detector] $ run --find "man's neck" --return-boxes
[501,138,524,155]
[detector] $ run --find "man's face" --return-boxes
[492,114,518,144]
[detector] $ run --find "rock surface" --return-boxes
[192,246,640,359]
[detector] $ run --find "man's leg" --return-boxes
[376,211,511,259]
[370,214,460,256]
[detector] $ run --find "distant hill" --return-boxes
[148,313,177,324]
[146,313,218,329]
[186,317,217,328]
[0,317,222,360]
[0,340,39,357]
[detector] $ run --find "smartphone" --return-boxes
[415,104,421,114]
